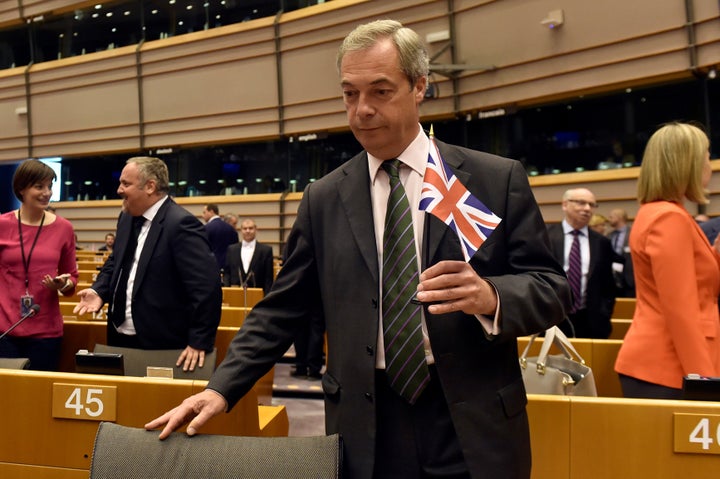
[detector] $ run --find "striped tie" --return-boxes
[568,229,583,311]
[381,160,430,404]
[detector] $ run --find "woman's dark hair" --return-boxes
[12,160,57,202]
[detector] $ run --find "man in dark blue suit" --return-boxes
[74,157,222,371]
[147,20,570,478]
[202,203,238,272]
[701,216,720,244]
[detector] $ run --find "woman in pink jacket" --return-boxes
[615,122,720,399]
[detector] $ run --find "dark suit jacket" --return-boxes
[208,141,571,479]
[223,242,274,294]
[701,216,720,244]
[608,225,635,297]
[204,217,239,269]
[547,223,616,338]
[93,198,222,351]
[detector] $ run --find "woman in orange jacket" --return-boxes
[615,122,720,398]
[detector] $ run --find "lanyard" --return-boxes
[18,210,45,294]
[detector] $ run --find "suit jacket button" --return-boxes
[366,345,374,355]
[365,392,373,402]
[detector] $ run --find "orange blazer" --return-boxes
[615,201,720,389]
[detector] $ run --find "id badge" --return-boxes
[21,295,34,316]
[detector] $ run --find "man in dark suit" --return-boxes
[74,157,222,371]
[607,208,635,297]
[147,20,571,479]
[223,218,274,295]
[547,188,616,338]
[701,215,720,244]
[202,203,239,271]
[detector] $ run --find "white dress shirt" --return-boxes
[117,196,168,335]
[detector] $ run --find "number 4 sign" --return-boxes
[674,413,720,454]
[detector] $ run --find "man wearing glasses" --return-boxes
[547,188,616,338]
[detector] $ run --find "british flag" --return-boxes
[419,135,502,262]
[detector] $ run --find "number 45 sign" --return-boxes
[52,383,117,421]
[674,413,720,454]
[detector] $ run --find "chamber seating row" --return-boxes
[60,286,264,309]
[0,369,288,478]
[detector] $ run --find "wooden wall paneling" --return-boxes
[27,47,142,157]
[0,0,20,28]
[139,19,280,148]
[0,68,29,160]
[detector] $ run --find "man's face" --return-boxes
[340,38,425,160]
[241,220,257,242]
[117,162,154,216]
[562,189,597,230]
[105,234,115,247]
[202,207,213,222]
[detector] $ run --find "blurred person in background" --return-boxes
[98,232,115,252]
[589,213,609,235]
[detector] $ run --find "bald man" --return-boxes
[547,188,616,338]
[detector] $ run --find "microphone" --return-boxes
[0,304,40,341]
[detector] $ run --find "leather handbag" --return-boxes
[519,326,597,396]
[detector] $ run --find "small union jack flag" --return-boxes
[419,134,502,262]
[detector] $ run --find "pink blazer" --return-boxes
[615,201,720,389]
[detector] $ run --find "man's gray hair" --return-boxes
[337,19,429,89]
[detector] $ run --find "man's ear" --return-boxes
[414,76,427,104]
[144,179,157,195]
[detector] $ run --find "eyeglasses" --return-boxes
[566,199,599,209]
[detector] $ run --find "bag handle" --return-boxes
[519,331,540,369]
[534,326,588,375]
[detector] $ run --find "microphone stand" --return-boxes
[0,305,40,342]
[241,271,255,320]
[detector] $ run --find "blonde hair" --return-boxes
[589,214,608,227]
[637,122,709,204]
[336,19,429,90]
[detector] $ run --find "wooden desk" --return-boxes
[222,287,263,308]
[77,270,99,283]
[612,297,636,318]
[0,369,288,478]
[609,318,632,339]
[60,322,273,405]
[528,394,720,479]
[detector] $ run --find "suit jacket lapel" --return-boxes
[338,153,378,283]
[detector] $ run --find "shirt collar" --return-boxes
[368,126,428,185]
[140,195,168,223]
[562,219,588,236]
